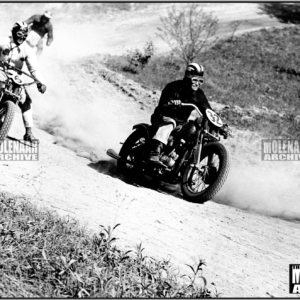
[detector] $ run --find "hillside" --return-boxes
[0,2,299,298]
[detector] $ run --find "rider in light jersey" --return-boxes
[0,22,47,142]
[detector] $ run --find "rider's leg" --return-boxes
[152,124,174,145]
[36,39,44,57]
[149,116,176,164]
[18,90,36,142]
[149,124,174,164]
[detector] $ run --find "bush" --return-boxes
[125,40,155,74]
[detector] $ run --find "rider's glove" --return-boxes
[221,124,231,139]
[37,83,47,94]
[168,100,181,106]
[2,48,10,56]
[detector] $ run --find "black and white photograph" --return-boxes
[0,1,299,298]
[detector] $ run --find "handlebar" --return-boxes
[177,102,233,137]
[181,103,202,117]
[0,61,41,86]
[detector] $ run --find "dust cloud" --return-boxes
[28,60,130,162]
[22,9,137,162]
[214,139,300,221]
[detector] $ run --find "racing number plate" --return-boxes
[206,108,223,127]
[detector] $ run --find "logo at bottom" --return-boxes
[290,264,300,293]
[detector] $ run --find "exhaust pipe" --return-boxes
[106,148,121,160]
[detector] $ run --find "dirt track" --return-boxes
[0,3,299,297]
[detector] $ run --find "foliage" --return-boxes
[259,3,300,24]
[0,194,217,297]
[157,3,219,65]
[125,40,155,74]
[201,26,300,111]
[102,52,183,90]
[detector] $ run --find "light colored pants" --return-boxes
[18,91,33,128]
[151,111,198,145]
[26,30,44,57]
[151,115,177,145]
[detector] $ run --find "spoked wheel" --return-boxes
[117,129,148,173]
[181,142,230,203]
[0,101,15,145]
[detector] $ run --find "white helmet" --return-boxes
[185,63,204,78]
[43,11,52,19]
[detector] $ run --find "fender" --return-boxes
[132,123,154,140]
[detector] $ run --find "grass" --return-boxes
[100,25,300,139]
[0,193,217,297]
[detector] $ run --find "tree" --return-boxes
[157,3,219,65]
[259,3,300,24]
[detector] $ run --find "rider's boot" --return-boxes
[23,127,37,142]
[148,139,164,165]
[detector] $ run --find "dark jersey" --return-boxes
[153,79,212,124]
[24,15,53,44]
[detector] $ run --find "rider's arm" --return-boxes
[46,23,53,46]
[157,82,178,113]
[0,37,11,62]
[24,44,46,85]
[196,90,212,115]
[23,15,39,26]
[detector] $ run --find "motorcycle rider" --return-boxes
[24,11,54,57]
[149,62,212,165]
[0,21,47,142]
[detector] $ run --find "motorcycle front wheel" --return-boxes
[181,142,230,203]
[0,101,15,145]
[117,129,148,172]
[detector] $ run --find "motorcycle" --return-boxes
[107,103,233,203]
[0,61,41,144]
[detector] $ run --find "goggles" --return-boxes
[16,31,28,39]
[191,77,204,85]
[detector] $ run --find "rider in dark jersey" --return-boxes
[24,11,54,57]
[149,63,212,164]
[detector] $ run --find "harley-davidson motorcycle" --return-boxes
[0,61,41,144]
[107,103,233,203]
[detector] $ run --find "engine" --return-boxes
[161,149,179,168]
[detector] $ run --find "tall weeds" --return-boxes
[0,194,216,297]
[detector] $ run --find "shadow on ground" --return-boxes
[259,3,300,24]
[88,159,184,199]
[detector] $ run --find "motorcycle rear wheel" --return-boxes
[181,142,230,203]
[117,129,147,172]
[0,101,15,145]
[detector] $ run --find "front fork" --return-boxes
[189,125,214,182]
[188,130,204,183]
